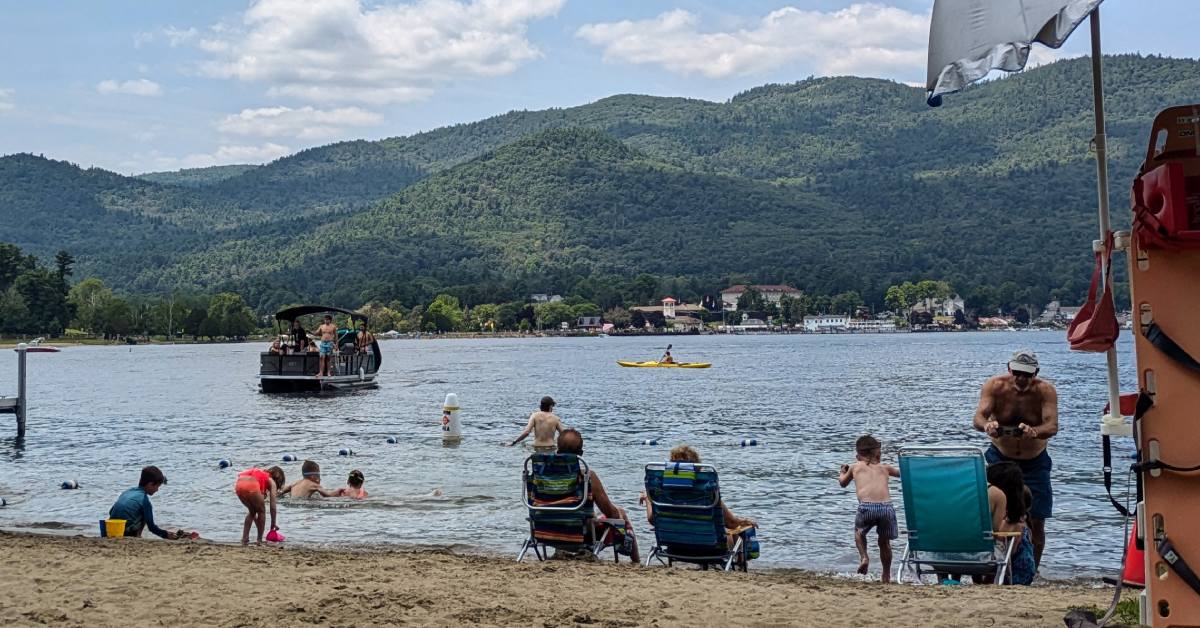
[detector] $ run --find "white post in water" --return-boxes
[441,393,462,444]
[16,343,27,439]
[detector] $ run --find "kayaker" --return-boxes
[660,344,675,364]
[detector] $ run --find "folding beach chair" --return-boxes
[642,462,757,572]
[895,446,1020,584]
[516,453,625,562]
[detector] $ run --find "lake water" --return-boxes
[0,331,1139,579]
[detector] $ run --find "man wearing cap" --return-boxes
[972,348,1059,569]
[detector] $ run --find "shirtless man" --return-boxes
[838,435,900,582]
[507,396,564,452]
[355,320,375,353]
[314,314,338,376]
[973,348,1059,569]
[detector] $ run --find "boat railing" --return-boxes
[260,349,377,377]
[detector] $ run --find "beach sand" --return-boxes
[0,532,1119,627]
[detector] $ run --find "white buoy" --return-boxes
[442,393,462,444]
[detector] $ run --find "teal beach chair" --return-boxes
[895,446,1019,584]
[643,462,756,571]
[516,453,625,562]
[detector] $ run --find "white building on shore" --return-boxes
[847,318,898,333]
[803,314,849,332]
[720,284,803,311]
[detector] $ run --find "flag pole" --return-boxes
[1089,9,1122,424]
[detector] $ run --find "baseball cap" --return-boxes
[1008,349,1039,374]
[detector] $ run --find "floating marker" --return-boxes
[642,439,659,446]
[338,448,353,456]
[386,436,397,444]
[740,439,759,447]
[442,393,462,444]
[61,480,79,490]
[218,459,231,469]
[282,454,297,462]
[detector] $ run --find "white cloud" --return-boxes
[0,88,13,111]
[576,3,929,81]
[96,78,163,97]
[163,26,199,47]
[123,143,291,173]
[216,106,383,140]
[197,0,564,104]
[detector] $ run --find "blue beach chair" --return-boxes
[516,453,625,562]
[894,446,1020,584]
[642,462,757,571]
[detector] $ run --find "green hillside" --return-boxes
[1,54,1196,311]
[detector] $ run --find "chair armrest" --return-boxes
[993,531,1022,538]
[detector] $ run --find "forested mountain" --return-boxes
[2,54,1197,311]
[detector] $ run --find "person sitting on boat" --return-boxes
[314,314,338,376]
[269,338,284,355]
[355,320,375,354]
[290,319,308,353]
[660,344,675,364]
[306,339,318,353]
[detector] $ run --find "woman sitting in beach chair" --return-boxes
[640,445,758,571]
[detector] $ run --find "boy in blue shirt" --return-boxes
[109,466,179,539]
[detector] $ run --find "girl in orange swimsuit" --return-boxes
[235,466,285,544]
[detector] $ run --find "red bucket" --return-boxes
[1121,520,1146,587]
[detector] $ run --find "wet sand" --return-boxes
[0,531,1115,627]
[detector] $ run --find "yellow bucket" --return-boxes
[104,519,126,537]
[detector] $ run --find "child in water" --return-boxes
[337,469,369,499]
[234,466,285,545]
[838,435,901,582]
[281,460,340,498]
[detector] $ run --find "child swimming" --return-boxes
[337,469,368,499]
[280,460,341,498]
[838,435,901,582]
[234,466,285,545]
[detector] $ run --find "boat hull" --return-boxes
[259,374,378,393]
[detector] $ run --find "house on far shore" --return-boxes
[668,315,703,332]
[910,294,965,317]
[531,293,563,303]
[978,316,1015,330]
[631,296,705,320]
[1036,300,1082,325]
[576,316,602,330]
[803,314,849,332]
[720,284,803,311]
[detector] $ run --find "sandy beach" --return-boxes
[0,532,1121,627]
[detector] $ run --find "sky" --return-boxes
[0,0,1196,174]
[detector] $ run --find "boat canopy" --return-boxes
[275,305,367,323]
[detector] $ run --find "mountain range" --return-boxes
[2,54,1197,312]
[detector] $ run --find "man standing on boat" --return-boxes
[972,348,1059,571]
[355,320,375,353]
[314,314,338,377]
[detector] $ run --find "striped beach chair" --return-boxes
[894,446,1020,584]
[642,462,755,571]
[517,453,624,562]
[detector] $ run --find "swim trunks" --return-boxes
[533,445,557,454]
[986,445,1053,519]
[855,502,898,540]
[236,468,270,497]
[319,340,334,356]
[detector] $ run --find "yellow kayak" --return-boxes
[617,360,711,369]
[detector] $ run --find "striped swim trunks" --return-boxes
[855,502,898,540]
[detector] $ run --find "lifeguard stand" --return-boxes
[1128,105,1200,626]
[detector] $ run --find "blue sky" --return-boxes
[0,0,1195,174]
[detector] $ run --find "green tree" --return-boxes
[0,287,30,334]
[830,291,864,315]
[534,301,575,329]
[603,306,631,328]
[424,294,464,332]
[207,292,256,339]
[736,287,766,312]
[68,278,114,334]
[470,303,500,331]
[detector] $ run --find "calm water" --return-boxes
[0,331,1138,579]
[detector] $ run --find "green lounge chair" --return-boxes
[643,462,757,571]
[895,446,1019,584]
[517,453,625,562]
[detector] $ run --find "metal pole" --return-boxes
[1089,10,1122,423]
[16,343,27,439]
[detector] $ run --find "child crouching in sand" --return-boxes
[235,466,285,545]
[838,435,900,582]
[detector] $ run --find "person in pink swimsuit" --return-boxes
[234,466,285,544]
